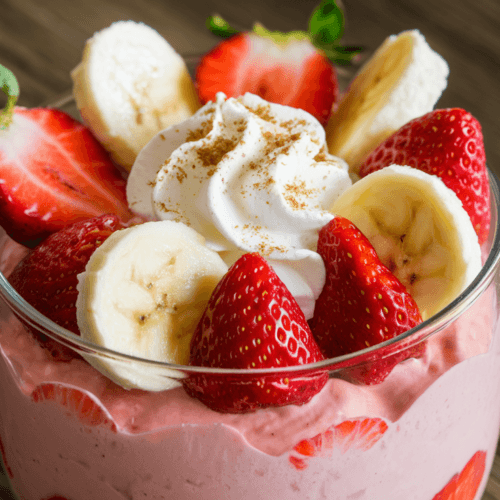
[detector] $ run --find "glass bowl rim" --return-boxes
[0,103,498,376]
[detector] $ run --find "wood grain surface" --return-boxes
[0,0,500,498]
[2,0,500,172]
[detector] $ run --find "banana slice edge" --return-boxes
[75,220,228,391]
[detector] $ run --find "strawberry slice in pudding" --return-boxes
[432,450,487,500]
[289,418,389,470]
[31,383,116,431]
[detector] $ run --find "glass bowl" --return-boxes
[0,107,499,499]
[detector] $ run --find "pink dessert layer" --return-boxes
[0,234,500,500]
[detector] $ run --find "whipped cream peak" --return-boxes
[127,93,351,318]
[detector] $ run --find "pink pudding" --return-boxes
[0,173,499,500]
[0,7,498,499]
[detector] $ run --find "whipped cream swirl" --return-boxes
[127,93,351,318]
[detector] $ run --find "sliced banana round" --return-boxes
[326,30,449,177]
[71,21,201,171]
[76,220,228,391]
[329,165,481,320]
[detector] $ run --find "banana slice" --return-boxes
[76,220,228,391]
[326,30,448,177]
[71,21,201,171]
[329,165,481,320]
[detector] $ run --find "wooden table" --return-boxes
[2,0,500,173]
[1,0,500,498]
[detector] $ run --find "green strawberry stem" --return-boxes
[206,0,362,65]
[0,64,19,130]
[206,15,239,38]
[252,23,310,45]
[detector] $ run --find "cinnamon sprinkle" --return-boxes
[197,136,238,167]
[283,180,318,210]
[185,119,214,143]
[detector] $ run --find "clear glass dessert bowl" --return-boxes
[0,98,499,500]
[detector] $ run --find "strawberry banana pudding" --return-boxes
[0,2,499,499]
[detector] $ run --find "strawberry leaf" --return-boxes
[0,64,20,130]
[322,44,365,66]
[308,0,363,66]
[309,0,344,45]
[206,15,240,38]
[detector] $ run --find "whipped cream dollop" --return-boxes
[127,93,351,318]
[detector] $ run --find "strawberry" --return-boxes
[196,32,337,126]
[309,216,423,384]
[358,108,490,244]
[289,418,388,470]
[31,383,117,431]
[432,450,486,500]
[196,2,362,126]
[0,64,132,247]
[8,214,124,359]
[183,252,328,414]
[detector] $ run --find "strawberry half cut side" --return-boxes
[196,31,338,126]
[183,252,328,413]
[359,108,490,244]
[0,106,133,246]
[309,216,424,385]
[8,214,124,360]
[197,2,362,126]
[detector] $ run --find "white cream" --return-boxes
[127,93,351,318]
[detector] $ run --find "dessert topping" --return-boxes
[196,0,362,126]
[330,165,482,320]
[8,214,124,360]
[76,220,228,391]
[359,108,490,244]
[326,30,449,175]
[0,65,131,247]
[71,20,201,170]
[128,92,351,319]
[310,215,423,384]
[183,252,328,413]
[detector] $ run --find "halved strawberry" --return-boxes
[432,450,487,500]
[8,214,124,359]
[183,252,328,414]
[197,2,362,126]
[309,216,423,384]
[0,106,133,247]
[32,383,116,431]
[196,32,338,126]
[289,418,388,470]
[358,108,489,244]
